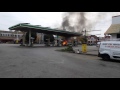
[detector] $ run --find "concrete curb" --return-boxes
[56,50,98,56]
[78,53,98,56]
[74,49,98,56]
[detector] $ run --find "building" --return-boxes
[87,35,99,45]
[0,30,45,44]
[105,15,120,41]
[0,30,23,43]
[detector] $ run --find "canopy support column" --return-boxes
[22,31,26,46]
[56,34,59,46]
[29,29,31,46]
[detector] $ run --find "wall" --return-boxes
[111,16,120,40]
[112,16,120,24]
[110,34,120,40]
[110,34,116,40]
[0,31,23,43]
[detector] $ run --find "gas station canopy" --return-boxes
[9,23,81,37]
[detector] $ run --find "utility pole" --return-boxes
[16,31,18,44]
[81,28,87,53]
[82,28,87,44]
[85,29,87,44]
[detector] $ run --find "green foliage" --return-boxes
[79,36,87,44]
[83,37,87,43]
[61,45,74,52]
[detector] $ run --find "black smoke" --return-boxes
[61,12,87,32]
[61,12,120,33]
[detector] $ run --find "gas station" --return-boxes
[9,23,81,47]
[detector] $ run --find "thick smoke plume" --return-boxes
[62,12,87,33]
[61,12,120,33]
[62,12,86,32]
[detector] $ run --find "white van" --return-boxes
[98,41,120,61]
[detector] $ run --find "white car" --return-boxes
[98,41,120,61]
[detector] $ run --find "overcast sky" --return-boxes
[0,12,120,37]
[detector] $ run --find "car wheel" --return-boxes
[102,54,110,61]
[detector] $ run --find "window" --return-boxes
[117,34,120,38]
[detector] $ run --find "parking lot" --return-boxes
[0,44,120,78]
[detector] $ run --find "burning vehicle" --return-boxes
[62,40,68,46]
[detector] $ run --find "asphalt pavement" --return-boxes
[0,44,120,78]
[73,45,98,56]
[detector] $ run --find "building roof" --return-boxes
[112,15,120,18]
[0,30,13,33]
[0,30,23,34]
[105,24,120,34]
[9,23,81,37]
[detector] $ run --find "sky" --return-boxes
[0,12,120,37]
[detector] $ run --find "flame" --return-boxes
[63,42,66,45]
[62,41,67,46]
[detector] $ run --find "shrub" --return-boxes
[61,45,74,52]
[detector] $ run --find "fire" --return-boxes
[62,40,67,46]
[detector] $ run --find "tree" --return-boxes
[78,36,87,44]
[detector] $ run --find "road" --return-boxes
[0,44,120,78]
